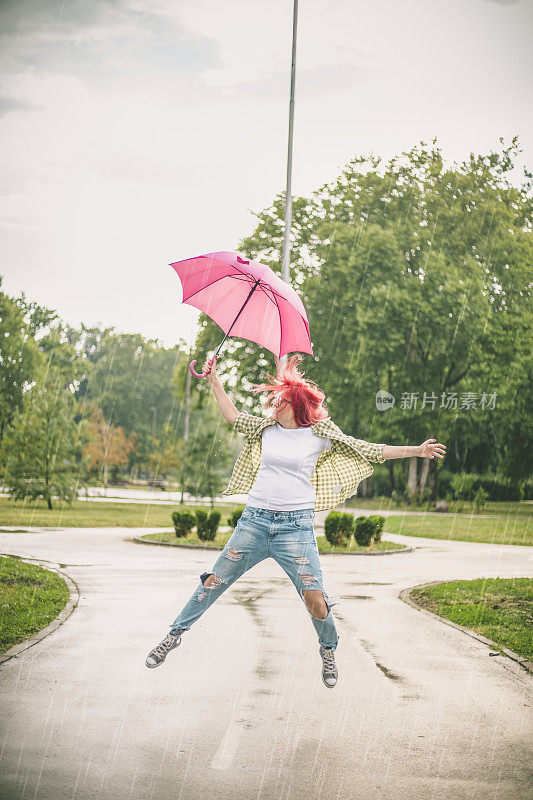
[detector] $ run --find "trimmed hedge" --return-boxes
[324,511,353,547]
[195,509,221,541]
[227,507,245,528]
[171,510,196,538]
[324,511,386,548]
[171,508,221,540]
[367,514,385,543]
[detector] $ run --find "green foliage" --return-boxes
[194,138,532,495]
[390,489,404,507]
[1,139,532,504]
[449,473,478,501]
[440,470,524,501]
[227,507,245,528]
[353,516,376,547]
[172,507,221,540]
[0,284,43,441]
[410,577,533,660]
[178,404,233,501]
[472,487,489,514]
[0,555,70,654]
[205,510,221,541]
[76,328,185,469]
[324,511,354,547]
[367,514,385,542]
[1,366,81,509]
[195,509,208,538]
[195,508,220,541]
[522,481,533,501]
[171,510,196,538]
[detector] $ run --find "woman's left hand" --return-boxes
[419,439,446,459]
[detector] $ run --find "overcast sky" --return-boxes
[1,0,531,349]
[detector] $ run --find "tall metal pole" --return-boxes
[277,0,298,375]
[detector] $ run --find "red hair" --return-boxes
[251,354,330,427]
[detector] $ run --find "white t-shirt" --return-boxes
[247,422,332,511]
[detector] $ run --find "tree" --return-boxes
[0,280,43,447]
[191,137,532,499]
[177,404,234,507]
[1,366,81,509]
[76,329,185,469]
[81,405,136,494]
[145,423,184,485]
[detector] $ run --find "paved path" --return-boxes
[0,527,531,800]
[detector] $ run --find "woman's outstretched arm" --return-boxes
[203,355,239,425]
[382,439,446,460]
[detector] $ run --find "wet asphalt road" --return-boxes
[0,525,531,800]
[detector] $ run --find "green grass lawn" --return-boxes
[346,496,532,517]
[384,514,531,546]
[140,529,406,553]
[0,555,70,655]
[0,496,530,546]
[410,577,533,661]
[0,497,238,529]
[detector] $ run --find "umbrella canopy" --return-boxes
[170,251,313,367]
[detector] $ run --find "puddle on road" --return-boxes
[373,661,403,680]
[359,638,405,682]
[356,581,392,586]
[332,615,407,685]
[339,594,374,600]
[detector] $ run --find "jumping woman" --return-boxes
[146,354,446,687]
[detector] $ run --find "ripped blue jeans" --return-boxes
[169,505,339,649]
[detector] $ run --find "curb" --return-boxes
[0,554,80,666]
[129,534,413,557]
[399,581,533,675]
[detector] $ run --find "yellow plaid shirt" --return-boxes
[222,411,386,512]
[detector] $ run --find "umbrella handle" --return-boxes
[189,360,207,379]
[189,355,217,379]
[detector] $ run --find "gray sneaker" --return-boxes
[146,631,182,668]
[319,644,338,688]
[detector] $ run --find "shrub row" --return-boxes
[446,472,532,502]
[171,509,221,541]
[324,512,385,548]
[171,507,247,540]
[364,466,532,502]
[171,507,385,549]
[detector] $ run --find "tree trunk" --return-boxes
[400,458,408,486]
[429,458,439,502]
[419,457,430,492]
[406,457,418,503]
[104,461,108,497]
[388,461,396,494]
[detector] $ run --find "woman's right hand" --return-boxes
[202,354,217,385]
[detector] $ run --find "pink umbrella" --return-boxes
[169,251,313,378]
